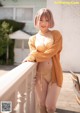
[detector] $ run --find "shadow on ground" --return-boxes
[0,65,17,71]
[56,108,79,113]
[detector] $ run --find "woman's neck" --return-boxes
[38,30,50,36]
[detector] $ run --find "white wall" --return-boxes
[47,0,80,72]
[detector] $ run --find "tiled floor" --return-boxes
[56,73,80,113]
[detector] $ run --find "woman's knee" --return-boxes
[39,101,45,106]
[45,104,56,113]
[46,108,56,113]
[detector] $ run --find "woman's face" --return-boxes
[37,16,50,33]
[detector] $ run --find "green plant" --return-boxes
[0,21,13,64]
[0,19,25,32]
[0,19,25,65]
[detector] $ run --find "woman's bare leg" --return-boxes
[45,83,61,113]
[35,75,48,113]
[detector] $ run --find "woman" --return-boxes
[23,8,63,113]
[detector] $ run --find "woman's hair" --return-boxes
[34,8,55,28]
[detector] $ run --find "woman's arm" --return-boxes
[22,35,37,62]
[36,36,62,62]
[28,33,62,62]
[27,30,62,62]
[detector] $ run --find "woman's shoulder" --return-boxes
[50,30,62,41]
[29,34,36,39]
[51,30,62,36]
[29,35,36,42]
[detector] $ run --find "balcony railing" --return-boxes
[0,62,37,113]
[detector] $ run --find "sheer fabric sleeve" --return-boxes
[30,31,62,62]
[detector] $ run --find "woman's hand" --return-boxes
[22,55,36,63]
[22,57,29,63]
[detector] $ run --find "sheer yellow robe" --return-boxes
[27,30,63,87]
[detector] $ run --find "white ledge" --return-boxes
[0,62,37,100]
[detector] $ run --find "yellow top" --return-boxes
[35,32,54,52]
[27,30,63,87]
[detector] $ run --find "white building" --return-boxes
[47,0,80,72]
[0,0,46,64]
[9,30,30,64]
[0,0,80,72]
